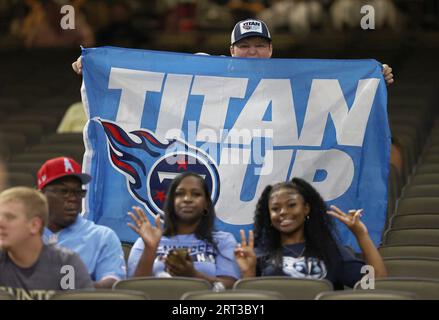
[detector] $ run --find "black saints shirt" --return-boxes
[0,244,93,300]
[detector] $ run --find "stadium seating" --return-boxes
[395,198,439,216]
[415,164,439,174]
[5,114,60,133]
[11,152,80,165]
[0,123,43,145]
[421,155,439,164]
[409,174,439,185]
[27,144,84,162]
[6,172,36,188]
[50,289,149,300]
[1,132,27,155]
[0,98,21,113]
[383,228,439,246]
[379,245,439,259]
[315,289,418,300]
[390,214,439,229]
[0,291,15,300]
[7,162,45,177]
[113,277,212,300]
[42,133,83,144]
[402,185,439,198]
[233,277,333,300]
[181,289,283,300]
[382,257,439,278]
[354,277,439,300]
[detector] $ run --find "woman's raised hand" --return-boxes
[128,206,162,250]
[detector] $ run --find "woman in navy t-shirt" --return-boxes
[234,178,387,289]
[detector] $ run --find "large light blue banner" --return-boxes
[81,46,390,251]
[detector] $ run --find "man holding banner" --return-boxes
[228,19,394,85]
[72,18,393,255]
[72,19,394,85]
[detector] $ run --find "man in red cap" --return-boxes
[37,157,126,288]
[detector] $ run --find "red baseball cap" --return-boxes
[37,157,92,190]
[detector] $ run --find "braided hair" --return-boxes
[254,177,342,272]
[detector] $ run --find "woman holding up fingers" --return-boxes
[234,178,387,289]
[127,172,240,289]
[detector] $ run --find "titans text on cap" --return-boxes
[231,19,271,45]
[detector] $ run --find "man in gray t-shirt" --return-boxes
[0,187,93,300]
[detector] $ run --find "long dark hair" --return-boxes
[254,177,342,271]
[162,172,217,249]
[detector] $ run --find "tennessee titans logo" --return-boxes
[282,256,328,279]
[97,119,220,219]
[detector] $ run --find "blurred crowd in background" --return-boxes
[0,0,438,49]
